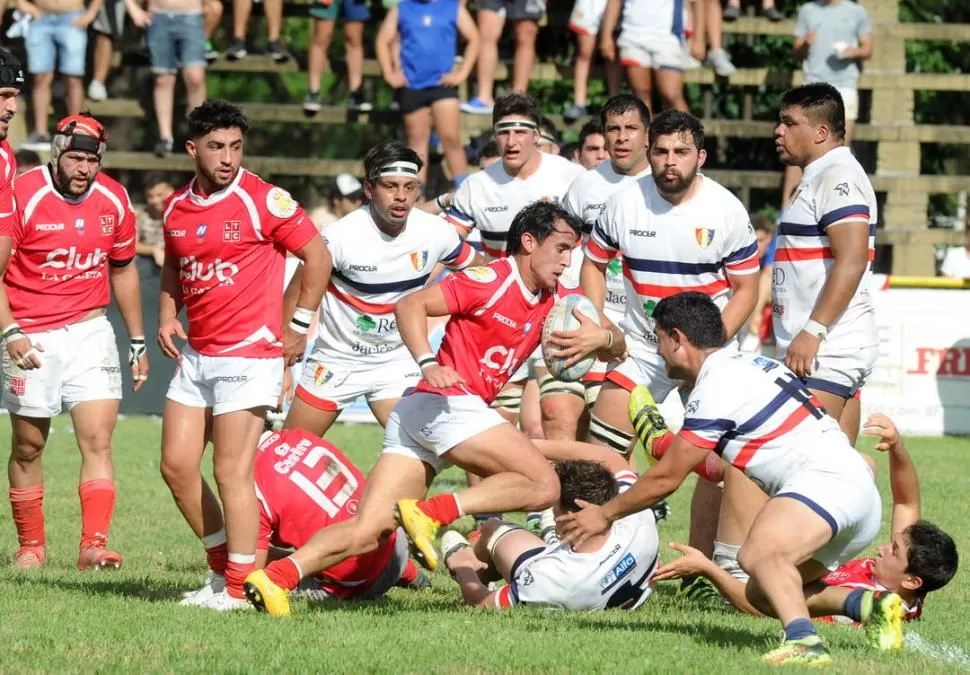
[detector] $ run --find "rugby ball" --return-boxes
[542,294,600,382]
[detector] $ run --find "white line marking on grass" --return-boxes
[906,630,970,671]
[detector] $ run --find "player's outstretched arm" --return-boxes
[109,262,149,391]
[863,413,920,536]
[654,542,765,616]
[396,285,466,389]
[157,252,186,359]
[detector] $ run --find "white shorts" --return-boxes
[775,457,881,570]
[166,344,283,416]
[780,345,877,399]
[383,392,507,474]
[618,31,686,71]
[295,349,421,412]
[604,332,680,402]
[568,0,607,36]
[836,87,859,122]
[1,316,122,418]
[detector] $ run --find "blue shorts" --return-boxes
[25,10,87,76]
[147,11,207,74]
[309,0,370,23]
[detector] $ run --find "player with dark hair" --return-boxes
[283,140,480,438]
[0,47,24,222]
[562,292,901,667]
[442,458,659,610]
[538,115,561,155]
[159,99,331,610]
[243,201,626,616]
[0,113,148,571]
[575,119,608,170]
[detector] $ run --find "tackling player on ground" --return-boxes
[0,114,148,570]
[159,100,330,610]
[283,141,479,437]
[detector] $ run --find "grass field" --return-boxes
[0,415,967,673]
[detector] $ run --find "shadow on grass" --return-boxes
[1,572,187,602]
[572,614,771,650]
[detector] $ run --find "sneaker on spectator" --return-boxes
[87,80,108,102]
[722,4,740,21]
[460,97,493,115]
[267,40,292,64]
[707,48,737,77]
[682,52,703,70]
[347,88,372,113]
[562,102,587,124]
[20,131,51,152]
[763,6,785,21]
[225,38,247,61]
[303,91,322,115]
[154,138,174,158]
[205,40,219,63]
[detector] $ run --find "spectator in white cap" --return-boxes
[329,174,365,218]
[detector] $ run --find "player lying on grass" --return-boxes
[442,458,659,610]
[647,413,958,623]
[558,291,898,667]
[243,202,628,616]
[186,427,428,608]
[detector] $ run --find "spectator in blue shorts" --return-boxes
[376,0,479,187]
[303,0,371,114]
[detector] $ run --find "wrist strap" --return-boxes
[130,335,146,343]
[803,319,828,340]
[289,307,313,336]
[417,353,437,370]
[2,322,22,339]
[606,328,614,350]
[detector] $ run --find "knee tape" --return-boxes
[589,414,635,455]
[485,523,526,559]
[537,373,587,402]
[490,387,523,414]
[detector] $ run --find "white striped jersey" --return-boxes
[494,470,659,611]
[315,205,476,363]
[444,153,584,258]
[679,348,849,495]
[585,174,759,344]
[621,0,685,39]
[563,161,650,324]
[773,147,878,353]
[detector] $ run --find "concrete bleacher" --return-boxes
[6,0,970,274]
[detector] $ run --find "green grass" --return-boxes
[0,416,967,673]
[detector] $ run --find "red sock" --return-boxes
[264,557,302,591]
[9,486,45,548]
[225,553,256,599]
[203,529,229,575]
[651,432,723,483]
[416,494,462,526]
[650,432,674,461]
[399,558,419,585]
[78,479,115,550]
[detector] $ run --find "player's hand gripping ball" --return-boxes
[542,294,600,382]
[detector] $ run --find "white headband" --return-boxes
[494,120,538,133]
[378,161,420,178]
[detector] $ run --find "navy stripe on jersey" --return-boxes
[333,270,430,294]
[724,241,759,264]
[479,230,507,243]
[777,492,839,535]
[623,256,723,275]
[682,417,736,433]
[441,240,465,263]
[780,222,877,237]
[593,222,619,249]
[819,204,870,228]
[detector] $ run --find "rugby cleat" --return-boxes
[76,546,123,571]
[628,385,670,465]
[14,546,45,569]
[179,571,226,605]
[762,635,832,667]
[198,589,252,612]
[394,500,441,571]
[243,569,291,616]
[861,591,904,651]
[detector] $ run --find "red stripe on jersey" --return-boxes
[726,256,760,272]
[776,247,875,262]
[678,429,720,450]
[585,238,614,262]
[605,369,637,392]
[444,213,473,231]
[294,385,339,411]
[328,282,396,314]
[733,401,817,470]
[450,242,476,269]
[482,241,504,258]
[623,268,731,298]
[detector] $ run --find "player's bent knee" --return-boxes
[11,441,44,464]
[525,467,560,512]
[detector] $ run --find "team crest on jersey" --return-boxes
[267,187,298,218]
[196,223,208,238]
[523,321,533,335]
[99,215,115,236]
[356,315,377,332]
[74,217,85,232]
[223,220,241,242]
[410,250,428,271]
[463,266,497,283]
[9,376,25,395]
[695,228,716,248]
[313,364,333,386]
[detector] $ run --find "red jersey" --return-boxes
[254,429,399,599]
[415,258,571,403]
[163,169,318,358]
[821,557,923,621]
[3,165,136,332]
[0,139,16,235]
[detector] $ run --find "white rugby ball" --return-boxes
[542,294,600,382]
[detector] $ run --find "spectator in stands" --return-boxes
[328,173,365,218]
[376,0,478,187]
[538,115,561,154]
[14,149,41,175]
[723,0,784,22]
[88,0,126,101]
[125,0,209,157]
[576,118,608,169]
[303,0,370,114]
[781,0,872,204]
[225,0,290,63]
[565,0,621,123]
[940,227,970,280]
[202,0,222,62]
[460,0,543,116]
[134,172,174,268]
[688,0,737,77]
[19,0,98,149]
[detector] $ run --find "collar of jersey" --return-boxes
[42,163,96,205]
[507,257,540,304]
[802,146,853,182]
[188,168,245,206]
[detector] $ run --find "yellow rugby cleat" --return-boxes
[243,569,291,617]
[762,635,832,667]
[628,385,670,465]
[394,500,441,571]
[862,591,904,651]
